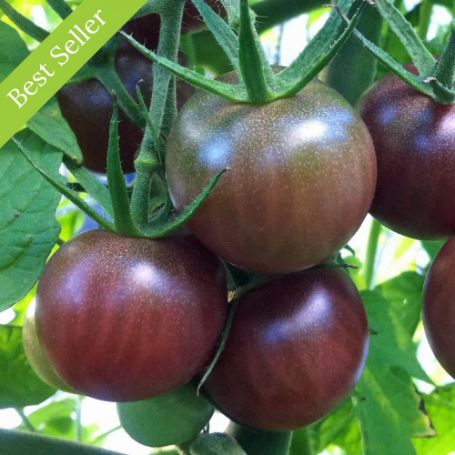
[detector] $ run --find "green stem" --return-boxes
[364,219,382,290]
[228,423,292,455]
[15,409,36,433]
[130,0,185,229]
[197,300,238,393]
[0,0,49,41]
[238,0,273,103]
[46,0,72,19]
[417,0,432,40]
[434,21,455,89]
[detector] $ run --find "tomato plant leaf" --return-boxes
[354,367,432,455]
[28,99,83,165]
[0,131,61,311]
[0,325,54,408]
[0,21,82,163]
[414,383,455,454]
[306,401,362,455]
[376,272,425,336]
[15,137,115,233]
[364,290,430,383]
[353,291,434,455]
[0,428,121,454]
[19,398,106,445]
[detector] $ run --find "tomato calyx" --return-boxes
[353,2,455,104]
[122,0,365,105]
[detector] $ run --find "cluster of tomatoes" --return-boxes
[21,5,455,449]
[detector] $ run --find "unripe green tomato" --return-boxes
[22,304,76,393]
[117,383,214,447]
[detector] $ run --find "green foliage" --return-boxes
[0,325,55,408]
[414,384,455,454]
[0,131,61,311]
[0,21,81,161]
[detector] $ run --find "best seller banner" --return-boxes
[0,0,146,148]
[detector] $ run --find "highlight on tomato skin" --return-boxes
[359,72,455,240]
[35,230,228,402]
[204,268,369,431]
[166,78,377,274]
[423,236,455,379]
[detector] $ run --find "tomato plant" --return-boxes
[35,230,227,401]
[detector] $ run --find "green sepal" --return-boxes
[238,0,274,103]
[106,98,140,236]
[353,29,455,103]
[94,58,146,128]
[14,138,115,232]
[64,159,114,220]
[374,0,436,77]
[191,0,241,74]
[143,170,226,238]
[433,21,455,90]
[274,0,364,97]
[121,32,248,102]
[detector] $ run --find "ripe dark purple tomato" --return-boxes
[58,51,153,173]
[423,236,455,378]
[359,73,455,239]
[35,230,227,402]
[166,79,377,273]
[204,268,369,431]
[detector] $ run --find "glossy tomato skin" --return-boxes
[360,73,455,239]
[36,230,227,402]
[22,305,76,393]
[166,79,376,274]
[204,268,369,431]
[423,237,455,378]
[58,51,153,173]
